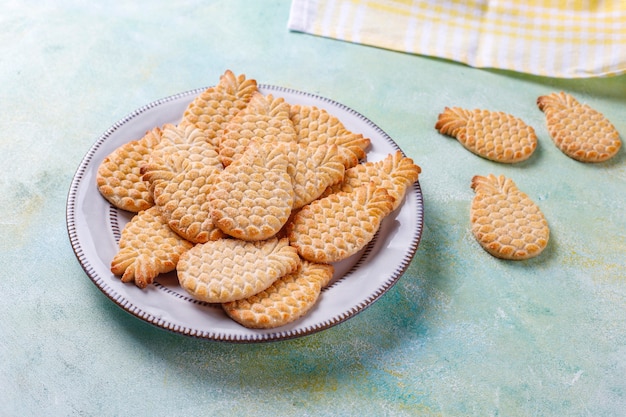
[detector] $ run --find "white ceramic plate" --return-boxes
[66,85,424,342]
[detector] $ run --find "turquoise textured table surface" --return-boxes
[1,1,624,416]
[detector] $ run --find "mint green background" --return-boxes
[1,1,624,416]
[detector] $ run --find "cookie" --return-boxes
[325,151,420,211]
[470,174,549,260]
[435,107,537,163]
[111,207,194,288]
[286,142,346,209]
[210,141,294,241]
[219,92,297,167]
[149,123,220,168]
[537,91,621,162]
[96,126,162,212]
[177,237,301,303]
[141,153,224,244]
[179,70,258,149]
[222,260,334,329]
[287,182,394,263]
[290,104,371,168]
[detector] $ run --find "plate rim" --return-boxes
[66,84,424,343]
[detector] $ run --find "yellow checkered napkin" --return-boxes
[288,0,626,78]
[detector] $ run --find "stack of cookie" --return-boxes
[96,70,421,329]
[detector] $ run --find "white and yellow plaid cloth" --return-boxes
[288,0,626,78]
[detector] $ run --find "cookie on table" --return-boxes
[141,152,225,244]
[287,182,394,263]
[470,174,549,260]
[222,260,334,329]
[537,91,621,162]
[179,69,258,149]
[210,141,294,241]
[325,150,420,211]
[435,107,537,163]
[96,126,162,212]
[177,237,301,304]
[110,207,194,288]
[290,104,371,168]
[219,92,297,167]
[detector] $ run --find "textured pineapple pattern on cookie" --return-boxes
[470,174,549,260]
[435,107,537,163]
[179,70,258,149]
[210,141,295,241]
[290,104,371,168]
[141,153,224,244]
[326,150,420,211]
[287,182,394,263]
[110,207,194,288]
[537,91,621,162]
[219,92,297,167]
[149,123,222,170]
[285,142,346,209]
[177,237,301,303]
[96,127,162,212]
[222,260,334,329]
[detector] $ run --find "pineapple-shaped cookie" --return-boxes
[141,154,225,244]
[470,174,549,260]
[326,151,420,211]
[110,207,194,288]
[222,260,334,329]
[96,127,162,212]
[537,92,621,162]
[290,104,371,168]
[435,107,537,163]
[219,92,297,167]
[285,142,346,210]
[210,141,295,241]
[287,182,394,263]
[177,237,301,303]
[149,123,220,167]
[179,69,258,149]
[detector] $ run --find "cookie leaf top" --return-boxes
[286,143,346,209]
[326,150,420,211]
[180,69,258,148]
[110,207,194,288]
